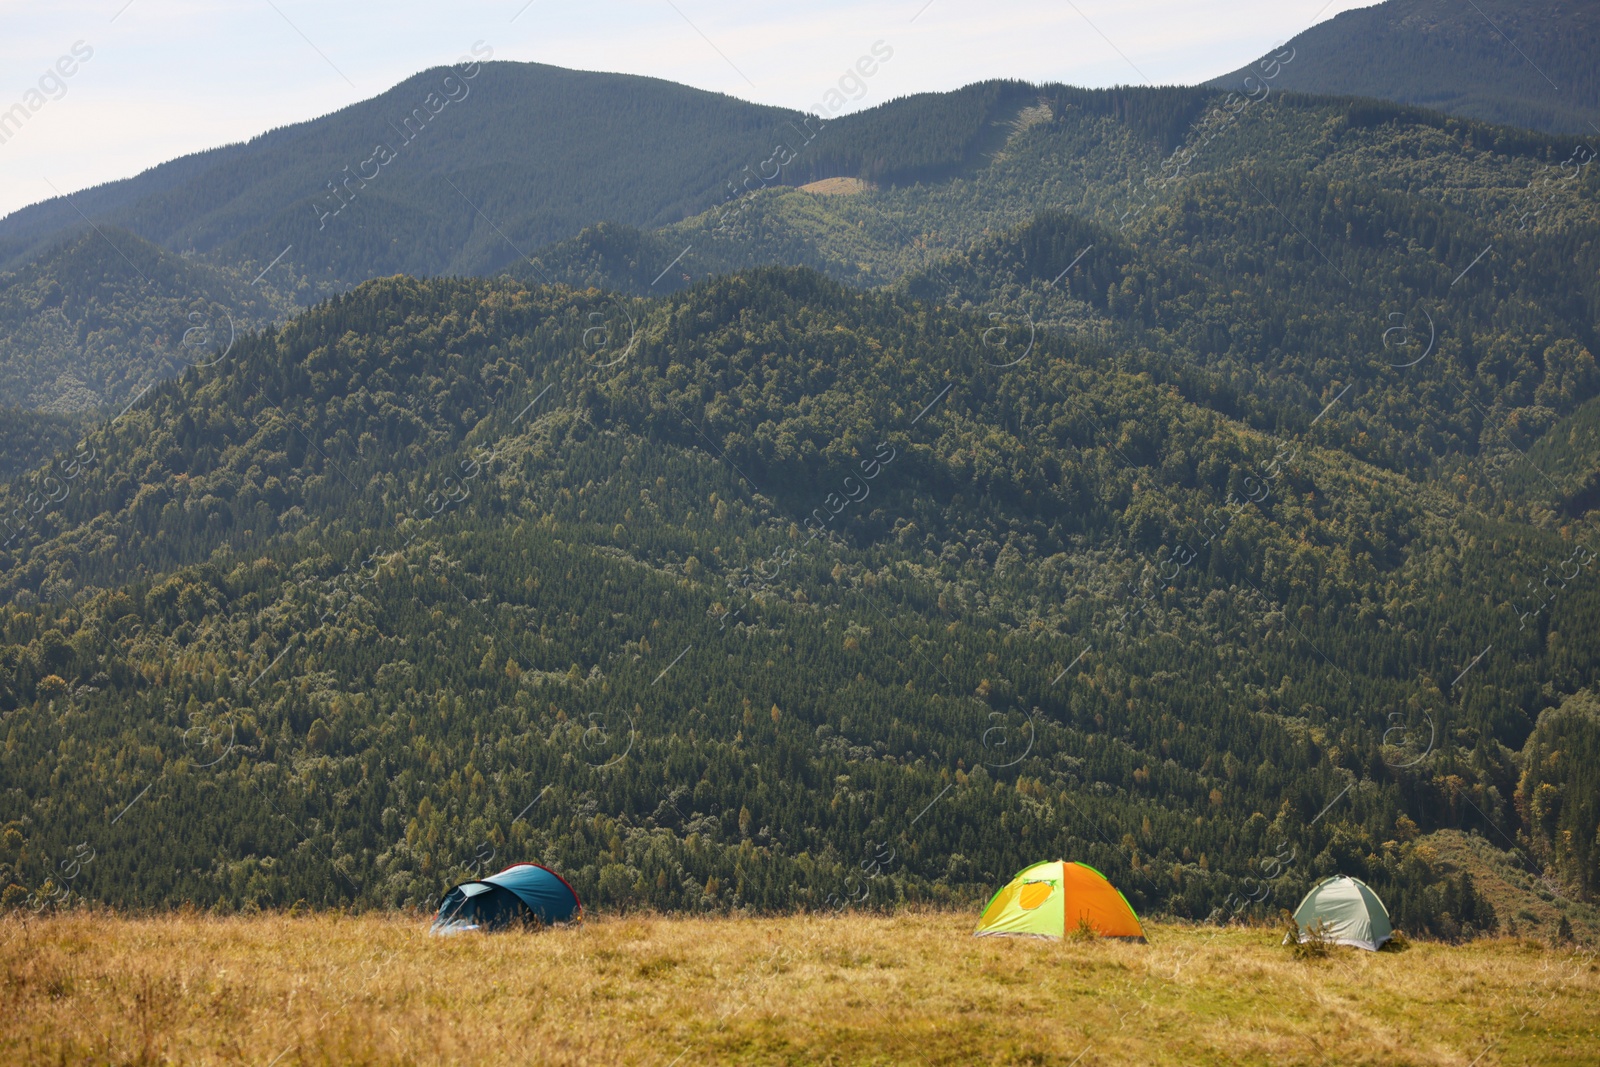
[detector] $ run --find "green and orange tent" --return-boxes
[974,860,1146,941]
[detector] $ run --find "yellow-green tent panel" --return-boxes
[975,861,1146,941]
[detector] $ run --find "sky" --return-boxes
[0,0,1378,219]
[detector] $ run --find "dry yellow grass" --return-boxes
[2,910,1596,1065]
[797,177,874,196]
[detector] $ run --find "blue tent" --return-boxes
[431,863,583,934]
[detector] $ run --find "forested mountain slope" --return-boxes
[0,62,1039,409]
[0,267,1591,933]
[1213,0,1600,135]
[0,59,796,282]
[5,62,1595,412]
[2,47,1598,932]
[0,229,295,412]
[0,410,84,483]
[524,90,1600,491]
[525,87,1599,301]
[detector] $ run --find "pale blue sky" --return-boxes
[0,0,1375,218]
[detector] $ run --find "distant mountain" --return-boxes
[1213,0,1600,135]
[0,62,1047,409]
[0,228,292,411]
[0,60,1037,292]
[3,55,1597,414]
[0,60,799,285]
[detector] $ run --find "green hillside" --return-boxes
[1214,0,1600,135]
[527,85,1598,301]
[0,228,296,411]
[2,50,1599,936]
[6,68,1595,413]
[0,59,800,284]
[0,260,1593,932]
[0,63,1040,411]
[0,410,84,483]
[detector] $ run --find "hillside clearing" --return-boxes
[2,911,1595,1065]
[797,176,875,195]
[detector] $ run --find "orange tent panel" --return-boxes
[1057,862,1145,939]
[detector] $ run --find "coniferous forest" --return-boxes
[2,10,1599,951]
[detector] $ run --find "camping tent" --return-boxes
[1290,875,1393,950]
[974,860,1146,941]
[431,863,583,934]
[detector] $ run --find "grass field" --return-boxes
[2,910,1596,1066]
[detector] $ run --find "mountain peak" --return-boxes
[1214,0,1600,134]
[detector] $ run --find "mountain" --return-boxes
[0,59,798,283]
[0,60,1043,293]
[0,228,294,412]
[1214,0,1600,135]
[3,53,1600,926]
[0,60,1047,409]
[525,83,1595,296]
[0,234,1595,925]
[523,97,1600,489]
[5,58,1593,414]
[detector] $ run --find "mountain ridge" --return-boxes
[4,55,1596,412]
[1214,0,1600,135]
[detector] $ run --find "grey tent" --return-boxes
[1291,875,1393,950]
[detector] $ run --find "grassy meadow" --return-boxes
[2,909,1596,1066]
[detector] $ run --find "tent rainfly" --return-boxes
[431,863,583,935]
[1290,875,1393,950]
[974,860,1146,941]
